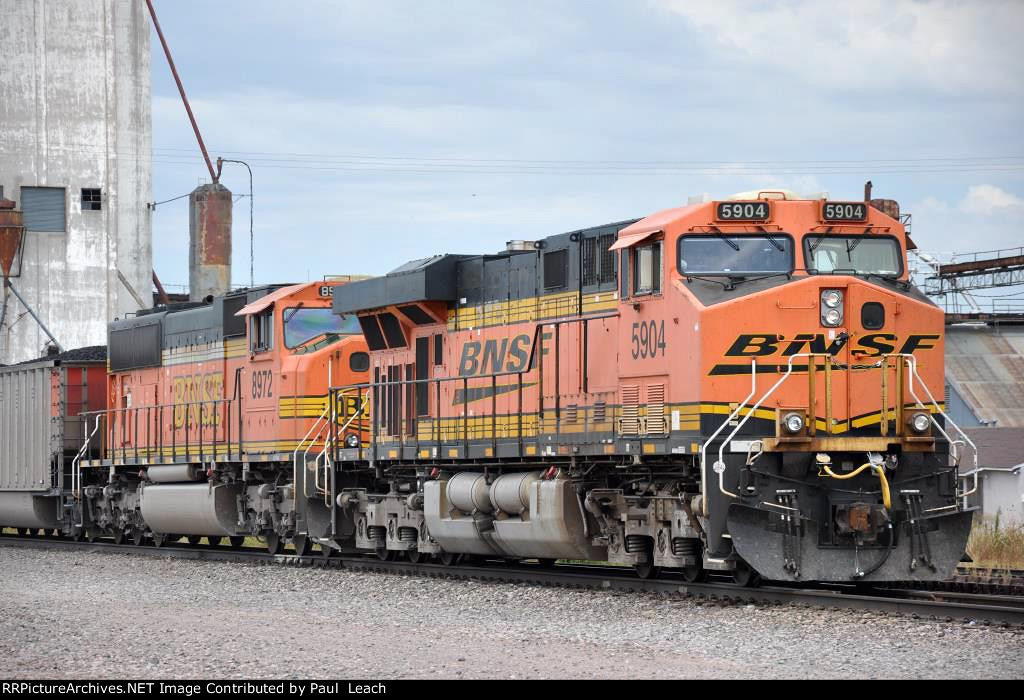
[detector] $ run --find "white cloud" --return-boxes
[653,0,1024,95]
[906,185,1024,257]
[958,184,1024,215]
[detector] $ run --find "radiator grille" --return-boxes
[619,384,640,435]
[646,383,666,435]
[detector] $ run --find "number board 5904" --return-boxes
[715,201,770,222]
[821,201,868,222]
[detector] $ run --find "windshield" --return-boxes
[804,236,902,276]
[678,235,793,276]
[283,307,361,350]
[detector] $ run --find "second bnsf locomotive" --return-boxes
[325,190,976,582]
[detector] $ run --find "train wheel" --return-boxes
[152,533,168,548]
[265,532,282,555]
[71,527,84,542]
[131,528,145,546]
[438,552,460,566]
[731,561,761,587]
[18,528,29,537]
[375,548,396,561]
[634,563,660,580]
[113,529,126,545]
[228,536,245,549]
[681,563,706,583]
[84,528,99,543]
[319,540,337,559]
[291,535,311,556]
[407,550,424,564]
[536,558,556,569]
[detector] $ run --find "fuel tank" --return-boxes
[139,483,242,536]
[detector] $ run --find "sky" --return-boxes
[148,0,1024,308]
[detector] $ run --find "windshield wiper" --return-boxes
[756,228,785,252]
[711,229,740,251]
[863,272,909,290]
[683,275,732,290]
[725,272,792,289]
[283,302,305,323]
[291,332,340,354]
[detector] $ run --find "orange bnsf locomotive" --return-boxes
[0,279,369,553]
[323,191,977,582]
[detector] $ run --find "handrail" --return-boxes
[893,353,980,498]
[700,360,757,516]
[316,395,369,506]
[714,353,830,507]
[72,414,103,504]
[80,396,237,464]
[704,352,979,513]
[293,402,332,499]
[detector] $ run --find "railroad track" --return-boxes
[2,533,1023,628]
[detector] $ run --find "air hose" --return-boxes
[818,462,892,510]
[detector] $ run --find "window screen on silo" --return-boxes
[21,187,66,232]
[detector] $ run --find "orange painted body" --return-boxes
[351,196,943,460]
[106,281,370,462]
[618,198,942,438]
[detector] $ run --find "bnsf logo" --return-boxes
[725,333,940,358]
[458,333,545,377]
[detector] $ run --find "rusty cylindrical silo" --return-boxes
[189,183,232,301]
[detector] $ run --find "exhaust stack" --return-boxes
[188,183,232,301]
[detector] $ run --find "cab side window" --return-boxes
[250,309,274,353]
[633,242,662,296]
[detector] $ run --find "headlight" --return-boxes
[820,289,844,327]
[782,411,805,434]
[908,412,931,434]
[345,433,360,448]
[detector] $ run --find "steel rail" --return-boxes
[2,535,1022,627]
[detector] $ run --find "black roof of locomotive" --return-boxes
[333,219,639,315]
[105,285,290,372]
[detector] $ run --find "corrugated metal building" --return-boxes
[945,325,1024,428]
[0,0,152,364]
[963,428,1024,524]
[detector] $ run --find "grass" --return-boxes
[965,512,1024,572]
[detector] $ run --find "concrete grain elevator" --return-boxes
[0,0,152,364]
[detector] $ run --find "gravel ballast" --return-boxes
[0,545,1021,679]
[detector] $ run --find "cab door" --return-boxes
[244,307,280,456]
